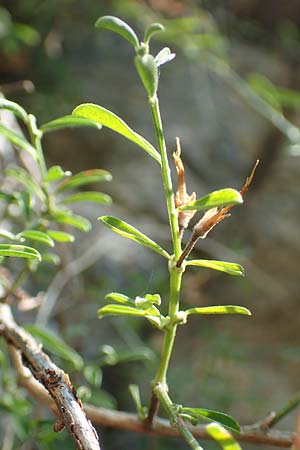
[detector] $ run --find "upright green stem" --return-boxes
[150,95,181,260]
[154,264,183,384]
[154,382,204,450]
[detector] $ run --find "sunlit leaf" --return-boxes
[105,292,135,306]
[98,304,147,318]
[47,230,75,243]
[0,230,16,240]
[50,211,91,232]
[6,168,45,200]
[187,260,244,276]
[206,423,242,450]
[99,216,170,259]
[73,104,161,164]
[0,98,29,124]
[95,15,139,48]
[17,230,55,247]
[40,115,102,133]
[179,188,243,211]
[144,23,165,43]
[185,305,251,316]
[57,168,112,191]
[154,47,176,67]
[25,325,83,370]
[61,191,112,205]
[0,244,41,261]
[180,407,240,432]
[45,165,71,182]
[135,54,158,97]
[0,124,37,159]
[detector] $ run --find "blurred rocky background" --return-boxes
[0,1,300,449]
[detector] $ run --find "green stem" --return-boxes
[154,382,204,450]
[268,392,300,428]
[150,95,181,260]
[154,264,183,384]
[28,114,47,180]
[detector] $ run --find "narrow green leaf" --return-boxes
[206,423,242,450]
[129,384,147,419]
[98,304,146,318]
[17,230,55,247]
[40,115,102,133]
[179,188,243,211]
[185,305,251,316]
[135,54,158,98]
[84,365,102,387]
[105,292,135,306]
[181,407,240,433]
[45,165,71,182]
[144,23,165,43]
[0,124,36,159]
[57,168,112,192]
[0,230,16,240]
[154,47,176,67]
[99,216,170,259]
[187,260,244,276]
[6,168,45,200]
[0,191,15,203]
[72,104,161,164]
[25,325,83,370]
[95,16,139,49]
[50,211,91,232]
[61,191,112,205]
[0,244,41,261]
[0,99,29,124]
[41,252,61,265]
[47,230,75,243]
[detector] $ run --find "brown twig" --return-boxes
[0,303,100,450]
[7,346,296,448]
[144,389,160,427]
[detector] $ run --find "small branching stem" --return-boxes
[154,383,204,450]
[268,392,300,429]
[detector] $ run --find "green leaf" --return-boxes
[41,252,61,265]
[25,325,83,370]
[50,211,91,232]
[0,124,37,159]
[45,165,71,182]
[179,188,243,211]
[40,115,102,133]
[57,168,112,192]
[0,191,15,204]
[61,191,112,205]
[206,423,242,450]
[95,15,139,49]
[98,304,147,318]
[105,292,135,306]
[17,230,55,247]
[6,168,45,200]
[180,407,240,433]
[47,230,75,243]
[135,54,158,98]
[0,99,29,124]
[0,244,41,261]
[144,23,165,43]
[154,47,176,67]
[72,104,161,164]
[129,384,147,419]
[185,305,251,316]
[99,216,170,259]
[0,230,16,240]
[84,365,102,388]
[187,260,244,276]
